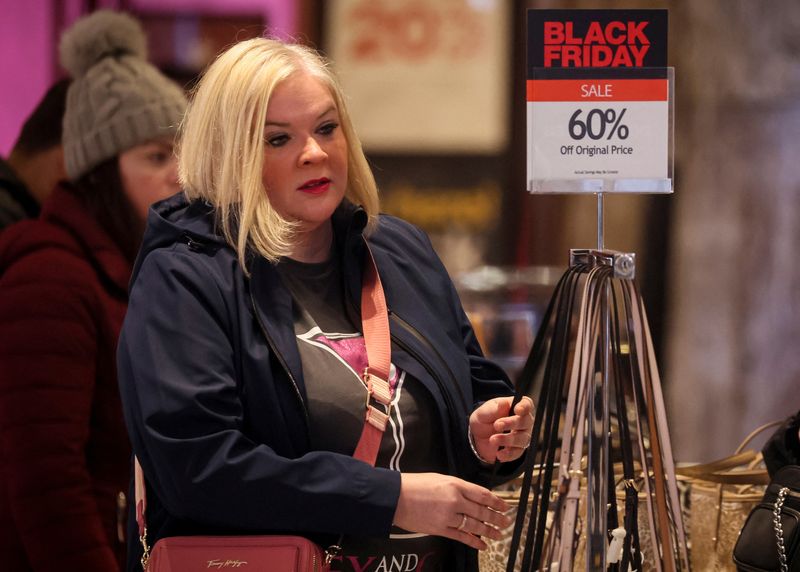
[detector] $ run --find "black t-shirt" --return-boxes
[277,253,452,571]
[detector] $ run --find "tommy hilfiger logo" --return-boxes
[207,560,248,568]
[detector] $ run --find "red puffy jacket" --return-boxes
[0,183,131,570]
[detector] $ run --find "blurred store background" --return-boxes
[2,0,798,462]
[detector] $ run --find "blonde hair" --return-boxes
[178,38,379,269]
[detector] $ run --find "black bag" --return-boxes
[733,465,800,571]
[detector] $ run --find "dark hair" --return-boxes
[13,79,71,156]
[74,157,144,263]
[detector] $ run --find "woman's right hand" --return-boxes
[392,473,513,550]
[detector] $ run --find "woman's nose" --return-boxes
[299,137,327,165]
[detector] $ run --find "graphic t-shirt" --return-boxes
[277,254,452,572]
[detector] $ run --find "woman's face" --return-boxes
[118,138,180,221]
[261,72,348,236]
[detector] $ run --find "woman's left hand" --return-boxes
[469,396,534,463]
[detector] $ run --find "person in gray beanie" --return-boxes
[60,9,187,183]
[0,10,186,571]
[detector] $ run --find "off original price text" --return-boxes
[560,144,633,157]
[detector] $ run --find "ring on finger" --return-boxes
[456,513,468,531]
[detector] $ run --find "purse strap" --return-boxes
[352,244,392,465]
[774,487,790,572]
[675,420,782,483]
[135,243,392,567]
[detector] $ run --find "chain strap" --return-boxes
[139,525,151,571]
[773,486,789,572]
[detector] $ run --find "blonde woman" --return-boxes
[117,37,533,572]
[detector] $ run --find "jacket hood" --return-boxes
[132,191,369,286]
[130,192,220,285]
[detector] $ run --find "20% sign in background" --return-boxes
[527,74,670,188]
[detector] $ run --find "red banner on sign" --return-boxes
[527,79,668,102]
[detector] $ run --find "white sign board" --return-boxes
[527,74,672,193]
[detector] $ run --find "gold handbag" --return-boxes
[676,421,779,572]
[480,478,757,572]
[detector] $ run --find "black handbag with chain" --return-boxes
[733,465,800,571]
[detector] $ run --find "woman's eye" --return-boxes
[267,134,289,147]
[318,122,339,136]
[148,152,169,164]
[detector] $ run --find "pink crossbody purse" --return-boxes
[135,247,393,571]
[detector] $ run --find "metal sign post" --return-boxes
[520,8,684,571]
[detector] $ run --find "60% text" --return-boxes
[569,108,629,140]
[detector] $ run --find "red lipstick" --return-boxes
[297,178,331,194]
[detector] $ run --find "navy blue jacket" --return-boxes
[117,194,517,570]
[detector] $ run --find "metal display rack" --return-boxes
[504,193,688,571]
[513,50,681,568]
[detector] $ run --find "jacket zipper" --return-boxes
[389,310,468,416]
[388,310,472,472]
[249,290,310,428]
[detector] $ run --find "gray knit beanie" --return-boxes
[59,10,188,181]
